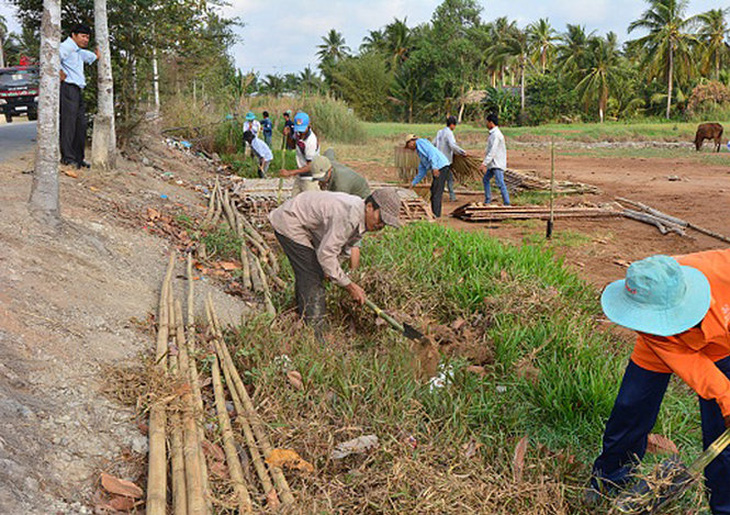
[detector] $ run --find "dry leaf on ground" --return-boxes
[266,448,314,473]
[331,434,379,459]
[647,433,679,455]
[286,370,304,390]
[512,435,529,483]
[62,168,79,179]
[202,440,226,462]
[466,365,486,377]
[100,472,143,499]
[108,495,137,511]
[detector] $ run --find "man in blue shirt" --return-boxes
[59,24,98,169]
[261,111,273,147]
[405,134,450,217]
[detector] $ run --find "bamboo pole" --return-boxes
[203,180,219,225]
[147,252,176,515]
[239,239,253,291]
[185,255,213,512]
[211,357,254,513]
[210,182,223,226]
[248,247,264,293]
[175,300,208,514]
[251,253,276,316]
[206,295,295,505]
[168,285,188,515]
[219,346,280,508]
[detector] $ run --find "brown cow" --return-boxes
[695,122,724,152]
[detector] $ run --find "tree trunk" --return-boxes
[29,0,61,228]
[520,59,526,113]
[666,44,673,120]
[0,42,5,68]
[152,47,160,115]
[91,0,116,171]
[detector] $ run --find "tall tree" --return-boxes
[383,18,412,70]
[29,0,61,227]
[316,29,350,66]
[556,24,594,77]
[0,14,7,67]
[628,0,697,119]
[527,18,557,72]
[575,33,624,122]
[360,29,385,54]
[694,8,730,80]
[494,27,530,113]
[91,0,116,170]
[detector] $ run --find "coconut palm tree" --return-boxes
[360,29,385,54]
[383,18,412,70]
[298,66,323,94]
[694,8,730,80]
[493,27,530,112]
[316,29,350,66]
[628,0,698,119]
[527,18,558,72]
[576,33,625,123]
[261,74,285,97]
[556,24,595,77]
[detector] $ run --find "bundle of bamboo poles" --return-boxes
[202,179,281,315]
[394,146,420,183]
[451,154,482,182]
[147,252,211,514]
[452,202,620,222]
[146,254,295,512]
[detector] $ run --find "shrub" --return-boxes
[686,80,730,116]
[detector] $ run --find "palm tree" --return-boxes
[694,8,730,80]
[527,18,557,72]
[576,33,624,123]
[261,74,285,97]
[383,18,412,70]
[494,27,530,112]
[298,66,323,94]
[316,29,350,66]
[556,24,595,77]
[360,29,385,54]
[628,0,698,119]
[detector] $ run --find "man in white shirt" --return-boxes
[59,24,98,169]
[280,111,320,197]
[243,130,273,177]
[433,115,467,202]
[478,113,510,205]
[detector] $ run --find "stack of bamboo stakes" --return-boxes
[394,146,420,183]
[146,253,295,512]
[202,179,280,315]
[452,203,620,222]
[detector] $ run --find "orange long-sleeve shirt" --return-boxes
[631,248,730,416]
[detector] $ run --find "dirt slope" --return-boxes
[0,139,246,513]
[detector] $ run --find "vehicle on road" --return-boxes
[0,65,39,123]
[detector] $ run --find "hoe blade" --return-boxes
[403,323,425,341]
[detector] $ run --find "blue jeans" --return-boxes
[264,133,272,148]
[447,171,456,201]
[482,168,510,205]
[592,358,730,514]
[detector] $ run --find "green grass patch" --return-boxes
[220,149,298,178]
[225,223,705,512]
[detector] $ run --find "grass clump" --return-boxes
[223,222,704,513]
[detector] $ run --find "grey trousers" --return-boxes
[275,232,326,330]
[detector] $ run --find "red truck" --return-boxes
[0,65,39,123]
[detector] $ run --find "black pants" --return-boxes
[430,165,451,218]
[592,358,730,513]
[275,232,326,330]
[59,82,87,165]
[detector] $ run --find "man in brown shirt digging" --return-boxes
[269,188,402,333]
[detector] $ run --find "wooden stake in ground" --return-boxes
[147,252,176,515]
[206,295,295,506]
[168,282,188,515]
[546,139,555,239]
[211,357,253,513]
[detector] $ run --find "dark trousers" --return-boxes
[592,358,730,514]
[430,165,450,218]
[274,232,326,330]
[59,82,87,165]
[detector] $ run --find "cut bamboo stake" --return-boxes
[175,300,208,515]
[203,180,219,225]
[168,285,188,515]
[248,247,264,293]
[210,182,223,226]
[147,252,176,515]
[239,239,253,291]
[221,188,239,234]
[186,255,213,512]
[206,295,295,505]
[211,357,254,513]
[251,254,276,315]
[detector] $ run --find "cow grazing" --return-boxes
[694,123,724,152]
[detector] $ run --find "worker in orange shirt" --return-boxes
[588,250,730,513]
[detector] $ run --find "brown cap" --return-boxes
[371,188,402,228]
[404,133,418,147]
[311,155,332,180]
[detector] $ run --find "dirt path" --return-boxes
[0,141,248,513]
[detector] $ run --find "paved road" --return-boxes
[0,120,37,163]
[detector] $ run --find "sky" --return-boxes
[1,0,726,75]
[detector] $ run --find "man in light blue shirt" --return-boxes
[433,115,468,202]
[59,24,98,168]
[405,134,450,217]
[244,130,273,177]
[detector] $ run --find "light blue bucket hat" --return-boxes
[245,111,256,121]
[601,255,711,337]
